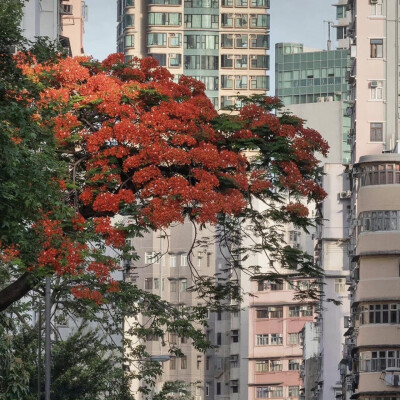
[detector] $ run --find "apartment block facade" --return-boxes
[276,8,353,397]
[341,0,400,399]
[116,0,270,109]
[21,0,86,56]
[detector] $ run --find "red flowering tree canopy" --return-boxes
[0,53,328,311]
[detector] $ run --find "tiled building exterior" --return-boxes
[341,0,400,399]
[116,0,270,109]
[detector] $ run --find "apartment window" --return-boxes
[185,0,218,6]
[151,53,167,66]
[270,334,283,345]
[250,75,269,90]
[337,26,347,40]
[235,14,248,28]
[250,55,269,69]
[184,55,218,70]
[154,278,159,290]
[360,350,400,372]
[170,280,177,292]
[360,303,400,325]
[370,80,383,100]
[256,334,269,345]
[217,332,222,345]
[216,357,223,370]
[221,13,233,27]
[123,13,134,28]
[180,279,187,291]
[235,55,248,68]
[249,13,269,28]
[184,34,219,49]
[145,251,157,264]
[289,386,300,397]
[269,386,283,398]
[371,0,383,15]
[250,34,269,48]
[230,380,239,394]
[256,360,269,372]
[206,356,210,370]
[193,76,219,90]
[221,55,233,68]
[169,53,182,67]
[359,164,400,186]
[170,357,176,369]
[289,360,300,371]
[181,336,187,344]
[221,34,233,48]
[370,122,383,141]
[221,75,234,89]
[256,387,269,398]
[181,254,188,267]
[169,33,182,47]
[336,5,346,19]
[335,278,346,293]
[251,0,269,6]
[149,0,182,3]
[181,356,187,369]
[236,0,248,6]
[170,255,177,267]
[230,354,239,368]
[359,211,400,233]
[148,12,182,26]
[289,306,300,317]
[270,281,283,291]
[269,306,283,318]
[221,96,234,109]
[257,280,269,291]
[206,253,211,267]
[145,278,153,290]
[235,75,248,89]
[216,382,221,395]
[301,305,313,317]
[125,35,134,48]
[222,0,233,5]
[270,360,283,372]
[288,333,300,345]
[256,309,269,319]
[205,383,210,396]
[231,329,239,343]
[148,33,167,46]
[236,34,248,48]
[370,39,383,58]
[184,14,218,28]
[169,333,179,344]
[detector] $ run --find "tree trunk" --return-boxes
[0,273,34,312]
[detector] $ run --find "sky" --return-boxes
[83,0,336,92]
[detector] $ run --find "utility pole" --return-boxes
[45,277,51,400]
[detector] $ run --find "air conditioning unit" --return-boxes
[60,4,73,14]
[325,96,334,102]
[339,191,352,199]
[370,80,378,88]
[317,97,325,102]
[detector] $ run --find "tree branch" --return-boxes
[0,272,35,312]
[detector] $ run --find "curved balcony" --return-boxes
[357,231,400,255]
[356,279,400,302]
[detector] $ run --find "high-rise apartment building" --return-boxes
[341,0,400,399]
[116,0,270,109]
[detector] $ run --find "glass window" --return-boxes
[251,0,269,7]
[231,330,239,342]
[250,34,269,48]
[289,360,300,370]
[370,122,383,141]
[250,55,269,69]
[181,254,188,267]
[221,0,233,5]
[235,14,248,28]
[371,39,383,58]
[184,14,218,28]
[169,33,182,47]
[221,55,233,68]
[221,13,233,27]
[337,26,347,40]
[269,386,283,398]
[288,333,299,345]
[235,75,247,89]
[359,210,400,232]
[370,80,383,100]
[250,75,268,90]
[334,278,346,293]
[125,34,134,48]
[235,34,248,48]
[221,34,233,48]
[184,35,218,49]
[235,55,248,68]
[256,360,269,372]
[170,280,177,292]
[289,386,300,396]
[145,278,153,290]
[336,5,346,19]
[149,0,181,3]
[169,53,182,67]
[236,0,248,6]
[256,334,269,345]
[270,334,283,345]
[148,12,182,26]
[148,33,167,46]
[230,354,239,368]
[371,0,383,15]
[256,387,269,398]
[221,75,234,89]
[181,356,187,369]
[250,13,269,28]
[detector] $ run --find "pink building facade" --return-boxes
[60,0,86,56]
[248,279,316,400]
